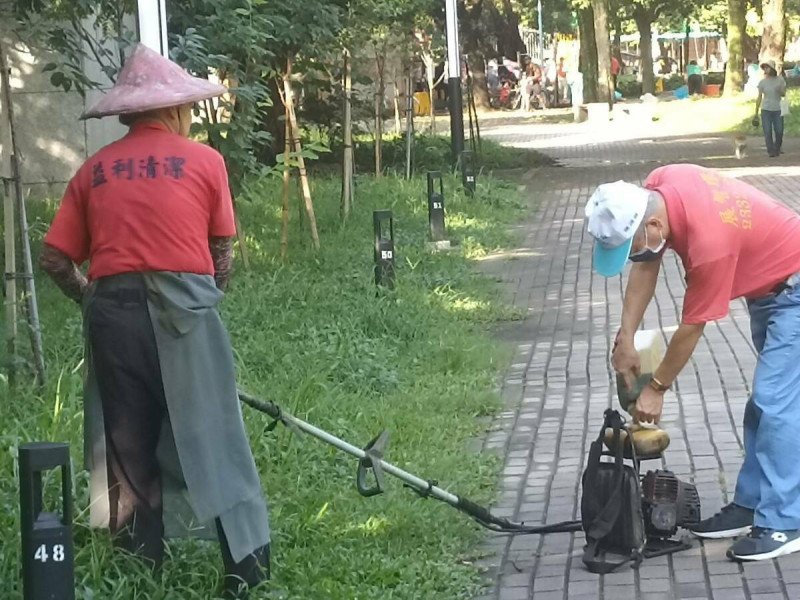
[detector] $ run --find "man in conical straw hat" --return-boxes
[40,43,269,597]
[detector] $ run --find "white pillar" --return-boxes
[137,0,169,57]
[537,0,544,63]
[445,0,461,78]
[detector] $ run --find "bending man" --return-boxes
[585,164,800,561]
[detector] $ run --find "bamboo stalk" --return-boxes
[1,40,45,386]
[2,179,16,388]
[281,103,291,258]
[283,58,320,250]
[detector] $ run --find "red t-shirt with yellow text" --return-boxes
[645,164,800,324]
[44,121,236,281]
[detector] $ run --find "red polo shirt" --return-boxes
[645,164,800,324]
[44,121,236,281]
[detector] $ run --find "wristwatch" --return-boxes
[649,376,671,393]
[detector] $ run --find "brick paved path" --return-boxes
[474,118,800,600]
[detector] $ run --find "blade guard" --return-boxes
[357,430,389,497]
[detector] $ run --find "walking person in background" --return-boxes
[754,59,786,157]
[557,57,570,106]
[519,59,532,112]
[611,55,621,91]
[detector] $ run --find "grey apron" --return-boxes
[82,272,269,563]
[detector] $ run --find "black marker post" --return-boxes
[373,210,396,289]
[19,442,74,600]
[426,171,451,251]
[460,150,476,197]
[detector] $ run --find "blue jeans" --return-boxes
[734,284,800,529]
[761,109,784,155]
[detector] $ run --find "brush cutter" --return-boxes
[237,390,582,535]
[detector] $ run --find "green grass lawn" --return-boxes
[651,87,800,137]
[1,170,529,599]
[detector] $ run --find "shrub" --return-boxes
[617,74,642,98]
[661,73,686,91]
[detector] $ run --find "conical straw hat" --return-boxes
[82,43,226,120]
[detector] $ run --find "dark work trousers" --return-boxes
[687,74,703,95]
[88,276,269,595]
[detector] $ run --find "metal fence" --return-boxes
[520,27,554,64]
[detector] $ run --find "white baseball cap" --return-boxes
[585,181,650,277]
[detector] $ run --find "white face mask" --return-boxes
[629,225,665,262]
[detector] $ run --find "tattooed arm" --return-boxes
[39,244,88,304]
[209,236,234,291]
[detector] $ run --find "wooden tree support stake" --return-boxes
[342,48,353,221]
[281,103,291,258]
[282,58,320,250]
[231,194,250,270]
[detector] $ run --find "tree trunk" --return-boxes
[634,8,655,95]
[495,0,527,59]
[683,19,690,73]
[553,32,561,105]
[592,0,614,104]
[760,0,786,72]
[724,0,747,96]
[260,77,286,165]
[469,53,491,110]
[658,40,670,73]
[462,0,491,110]
[611,13,623,73]
[342,48,353,221]
[579,6,599,103]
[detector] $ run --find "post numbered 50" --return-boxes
[34,544,67,563]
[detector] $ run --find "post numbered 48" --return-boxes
[34,543,66,563]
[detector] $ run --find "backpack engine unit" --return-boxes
[581,410,701,573]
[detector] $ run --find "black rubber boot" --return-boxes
[218,520,270,599]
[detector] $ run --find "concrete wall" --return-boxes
[1,14,128,199]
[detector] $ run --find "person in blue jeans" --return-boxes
[585,164,800,562]
[754,59,786,157]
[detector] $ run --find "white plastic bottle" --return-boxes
[616,329,665,414]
